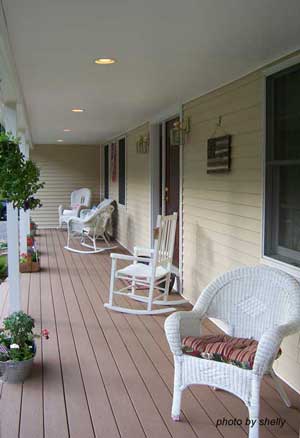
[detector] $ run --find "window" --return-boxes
[104,145,109,199]
[118,138,126,205]
[264,62,300,267]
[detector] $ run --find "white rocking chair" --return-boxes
[65,204,116,254]
[104,213,187,315]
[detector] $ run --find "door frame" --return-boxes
[149,106,184,290]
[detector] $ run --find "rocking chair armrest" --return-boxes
[164,311,204,356]
[253,321,300,376]
[110,253,152,263]
[74,205,89,216]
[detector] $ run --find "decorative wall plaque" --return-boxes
[207,134,231,174]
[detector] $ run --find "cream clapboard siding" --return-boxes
[31,144,100,228]
[103,123,150,252]
[182,54,300,392]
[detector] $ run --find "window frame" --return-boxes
[118,137,126,206]
[262,54,300,279]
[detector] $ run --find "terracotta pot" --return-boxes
[20,261,40,273]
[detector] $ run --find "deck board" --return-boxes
[0,229,299,438]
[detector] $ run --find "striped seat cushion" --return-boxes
[182,335,281,370]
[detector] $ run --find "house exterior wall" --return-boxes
[182,53,300,392]
[103,122,150,252]
[31,144,100,228]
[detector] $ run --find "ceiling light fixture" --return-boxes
[57,139,64,143]
[94,58,116,65]
[63,129,71,132]
[71,108,85,113]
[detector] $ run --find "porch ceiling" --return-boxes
[2,0,300,144]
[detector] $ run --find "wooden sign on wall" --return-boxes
[207,134,231,174]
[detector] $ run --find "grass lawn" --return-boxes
[0,254,7,280]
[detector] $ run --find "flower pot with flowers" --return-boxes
[19,248,40,273]
[0,311,49,383]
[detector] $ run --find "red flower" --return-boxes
[42,328,50,340]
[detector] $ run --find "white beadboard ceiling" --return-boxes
[2,0,300,144]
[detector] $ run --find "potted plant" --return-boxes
[19,250,40,273]
[0,311,49,383]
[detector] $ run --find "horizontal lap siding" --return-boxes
[182,55,300,392]
[182,72,263,305]
[31,144,100,228]
[104,123,150,252]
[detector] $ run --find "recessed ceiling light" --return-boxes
[63,129,71,132]
[57,139,64,142]
[71,108,85,113]
[94,58,116,65]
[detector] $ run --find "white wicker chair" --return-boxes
[64,204,116,254]
[58,188,92,228]
[105,213,187,315]
[164,266,300,438]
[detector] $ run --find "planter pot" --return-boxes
[0,341,36,384]
[20,261,40,273]
[0,356,35,383]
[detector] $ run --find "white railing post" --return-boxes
[4,103,21,313]
[19,132,30,254]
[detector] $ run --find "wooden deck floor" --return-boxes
[0,229,299,438]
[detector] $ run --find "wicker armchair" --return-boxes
[164,266,300,438]
[58,188,91,228]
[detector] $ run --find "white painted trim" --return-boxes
[179,107,184,291]
[4,104,21,312]
[263,53,300,77]
[261,256,300,280]
[149,123,160,247]
[149,110,184,291]
[149,104,181,124]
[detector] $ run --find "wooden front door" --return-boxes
[165,117,180,267]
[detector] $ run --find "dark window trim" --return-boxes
[118,137,126,206]
[264,61,300,268]
[104,144,109,199]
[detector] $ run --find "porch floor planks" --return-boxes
[77,239,223,438]
[50,230,121,438]
[0,229,299,438]
[39,234,69,438]
[55,231,175,438]
[46,230,95,438]
[54,232,146,438]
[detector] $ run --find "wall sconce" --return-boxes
[170,117,191,146]
[136,134,149,153]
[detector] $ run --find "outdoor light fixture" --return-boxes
[136,134,149,153]
[170,117,191,146]
[71,108,85,113]
[94,58,116,65]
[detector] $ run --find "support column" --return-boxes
[19,132,30,254]
[4,103,21,313]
